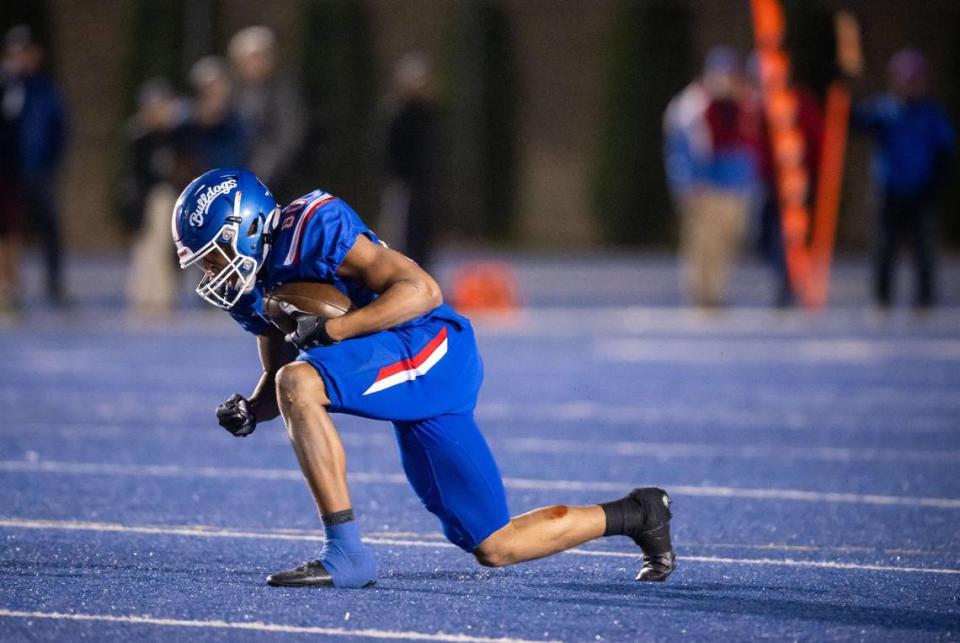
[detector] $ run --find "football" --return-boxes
[262,282,354,334]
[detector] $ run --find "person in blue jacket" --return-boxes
[181,57,248,173]
[4,26,68,305]
[171,168,676,588]
[854,49,955,309]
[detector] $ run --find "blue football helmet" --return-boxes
[171,168,279,309]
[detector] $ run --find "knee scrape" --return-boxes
[547,505,568,520]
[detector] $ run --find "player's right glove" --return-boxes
[216,393,257,437]
[285,313,338,350]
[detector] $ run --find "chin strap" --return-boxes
[259,206,279,261]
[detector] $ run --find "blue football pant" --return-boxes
[298,307,511,551]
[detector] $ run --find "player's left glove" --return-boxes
[285,313,338,350]
[216,393,257,437]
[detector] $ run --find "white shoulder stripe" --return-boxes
[282,195,328,266]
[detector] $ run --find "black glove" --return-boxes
[216,393,257,437]
[285,313,338,349]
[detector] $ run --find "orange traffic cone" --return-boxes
[451,262,521,313]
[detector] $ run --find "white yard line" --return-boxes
[477,401,960,434]
[1,520,935,557]
[16,304,960,337]
[0,608,555,643]
[492,436,960,465]
[3,458,960,509]
[1,517,957,576]
[502,477,960,508]
[6,392,959,434]
[7,422,960,464]
[564,549,960,575]
[349,532,942,557]
[469,307,960,338]
[594,337,960,364]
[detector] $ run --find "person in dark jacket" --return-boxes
[748,51,823,308]
[854,49,955,309]
[0,57,23,312]
[382,53,442,270]
[182,56,247,172]
[116,78,192,314]
[5,26,68,306]
[116,78,190,234]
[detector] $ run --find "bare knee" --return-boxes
[473,526,516,568]
[275,362,328,413]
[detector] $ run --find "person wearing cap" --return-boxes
[854,49,955,310]
[3,25,68,307]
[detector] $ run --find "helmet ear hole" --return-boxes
[247,218,261,237]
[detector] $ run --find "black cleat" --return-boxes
[637,549,676,582]
[266,560,336,587]
[629,488,676,582]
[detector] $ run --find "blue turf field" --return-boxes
[1,254,959,641]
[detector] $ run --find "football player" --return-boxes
[172,168,675,587]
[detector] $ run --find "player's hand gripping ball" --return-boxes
[216,393,257,437]
[262,282,354,350]
[286,312,338,349]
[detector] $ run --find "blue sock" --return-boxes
[319,510,378,588]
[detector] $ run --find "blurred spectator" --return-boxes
[116,78,190,315]
[380,53,442,269]
[854,49,955,309]
[4,26,68,307]
[748,53,823,307]
[228,26,305,198]
[182,56,247,171]
[0,49,23,313]
[664,47,758,309]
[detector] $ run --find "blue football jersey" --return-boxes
[228,190,383,336]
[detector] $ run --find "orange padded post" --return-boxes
[752,0,813,304]
[805,80,852,309]
[753,0,854,310]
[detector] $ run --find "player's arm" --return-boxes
[216,326,297,437]
[248,327,299,421]
[326,235,442,341]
